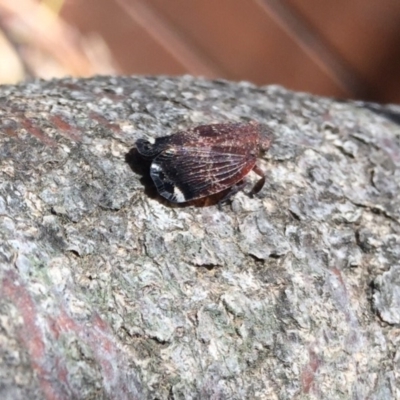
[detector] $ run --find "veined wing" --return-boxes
[150,145,257,202]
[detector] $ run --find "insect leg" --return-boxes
[217,181,248,209]
[249,164,266,196]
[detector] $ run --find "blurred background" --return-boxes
[1,0,400,102]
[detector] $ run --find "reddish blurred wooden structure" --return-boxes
[62,0,400,102]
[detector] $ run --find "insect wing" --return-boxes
[150,144,257,203]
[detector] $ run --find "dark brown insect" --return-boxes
[136,122,271,203]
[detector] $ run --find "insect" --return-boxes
[136,122,271,203]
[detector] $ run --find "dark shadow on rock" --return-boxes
[362,103,400,126]
[125,147,159,201]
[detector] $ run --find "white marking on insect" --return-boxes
[173,187,186,202]
[151,163,162,172]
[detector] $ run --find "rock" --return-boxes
[0,76,399,399]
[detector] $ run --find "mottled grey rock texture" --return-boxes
[0,76,399,399]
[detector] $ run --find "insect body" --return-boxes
[136,122,271,203]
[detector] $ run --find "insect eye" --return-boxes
[136,139,158,157]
